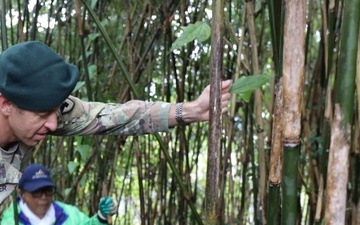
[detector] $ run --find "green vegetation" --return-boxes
[0,0,359,224]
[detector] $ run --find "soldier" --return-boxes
[1,164,117,225]
[0,41,232,203]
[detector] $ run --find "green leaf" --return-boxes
[80,174,88,187]
[76,144,91,161]
[63,188,71,196]
[72,81,85,93]
[239,90,253,102]
[88,64,97,80]
[170,21,211,52]
[88,33,100,41]
[67,161,79,175]
[90,0,98,9]
[230,74,272,102]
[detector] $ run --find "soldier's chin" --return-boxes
[26,138,43,147]
[30,134,47,144]
[26,141,40,147]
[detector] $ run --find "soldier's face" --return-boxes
[7,104,59,146]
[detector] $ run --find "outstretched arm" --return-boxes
[53,80,232,136]
[168,79,232,126]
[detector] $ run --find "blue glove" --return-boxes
[98,197,116,220]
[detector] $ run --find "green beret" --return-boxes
[0,41,79,111]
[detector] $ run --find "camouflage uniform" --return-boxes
[0,95,171,203]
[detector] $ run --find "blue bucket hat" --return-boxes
[0,41,79,111]
[18,164,55,192]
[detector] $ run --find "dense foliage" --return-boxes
[0,0,359,224]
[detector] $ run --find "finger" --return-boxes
[221,104,230,112]
[100,197,105,203]
[221,87,231,94]
[221,100,230,113]
[221,93,231,102]
[221,100,230,107]
[221,108,229,114]
[110,204,117,214]
[105,197,112,204]
[221,80,232,89]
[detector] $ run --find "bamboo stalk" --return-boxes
[325,0,360,223]
[246,2,266,223]
[268,79,283,225]
[205,0,224,224]
[0,0,8,49]
[352,154,360,225]
[353,15,360,225]
[325,105,350,225]
[281,0,306,224]
[266,0,284,223]
[282,145,300,224]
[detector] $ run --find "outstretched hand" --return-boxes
[182,80,232,123]
[194,79,232,121]
[98,197,117,221]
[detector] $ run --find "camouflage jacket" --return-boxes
[0,95,171,203]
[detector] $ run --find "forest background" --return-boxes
[0,0,360,225]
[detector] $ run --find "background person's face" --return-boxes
[22,187,54,218]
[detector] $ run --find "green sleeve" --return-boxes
[1,202,22,225]
[89,214,109,225]
[57,201,106,225]
[51,95,171,136]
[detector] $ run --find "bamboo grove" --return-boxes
[0,0,359,224]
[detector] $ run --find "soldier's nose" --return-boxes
[44,112,58,131]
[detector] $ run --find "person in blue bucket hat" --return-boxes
[1,164,116,225]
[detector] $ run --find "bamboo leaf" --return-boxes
[229,74,271,102]
[67,161,79,174]
[76,144,91,161]
[73,81,85,93]
[238,90,253,103]
[64,188,71,196]
[88,33,100,41]
[90,0,98,9]
[80,174,88,187]
[170,21,211,52]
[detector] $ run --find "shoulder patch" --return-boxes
[60,98,75,114]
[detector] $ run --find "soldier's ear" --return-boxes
[0,94,12,115]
